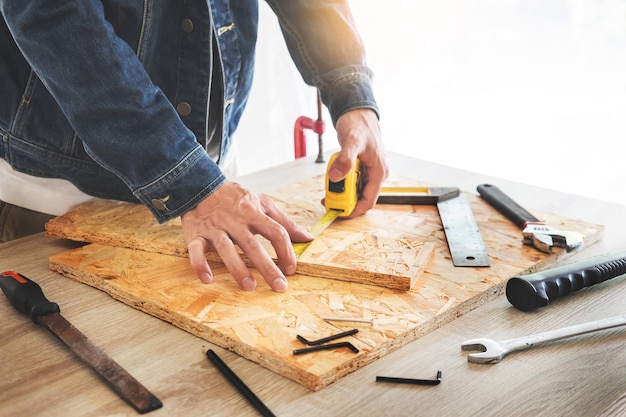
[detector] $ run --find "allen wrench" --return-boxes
[293,342,359,355]
[293,329,359,355]
[376,370,442,386]
[297,328,358,345]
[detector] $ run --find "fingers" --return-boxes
[261,195,314,243]
[180,103,390,292]
[350,152,389,218]
[258,196,314,276]
[181,181,308,292]
[232,228,289,292]
[327,149,357,183]
[187,238,214,283]
[187,227,289,292]
[334,108,390,218]
[211,231,260,292]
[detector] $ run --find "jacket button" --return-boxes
[176,102,192,116]
[151,197,170,211]
[181,18,194,33]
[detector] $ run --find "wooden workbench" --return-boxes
[1,152,625,417]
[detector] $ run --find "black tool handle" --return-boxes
[477,184,540,229]
[506,251,626,311]
[0,271,60,323]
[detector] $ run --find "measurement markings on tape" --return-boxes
[293,209,343,258]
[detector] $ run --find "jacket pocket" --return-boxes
[11,71,90,160]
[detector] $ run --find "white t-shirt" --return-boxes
[0,159,93,216]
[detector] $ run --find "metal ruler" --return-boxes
[437,194,490,267]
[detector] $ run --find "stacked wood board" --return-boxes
[46,176,603,390]
[46,177,441,290]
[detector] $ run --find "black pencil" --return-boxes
[206,349,276,417]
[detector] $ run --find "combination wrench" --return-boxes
[461,315,626,364]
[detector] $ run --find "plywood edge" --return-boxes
[46,221,190,258]
[45,228,425,291]
[47,216,433,291]
[296,241,436,290]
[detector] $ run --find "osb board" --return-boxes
[44,242,551,392]
[46,175,604,390]
[46,177,441,290]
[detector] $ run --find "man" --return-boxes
[0,1,389,292]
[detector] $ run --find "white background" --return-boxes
[236,0,626,207]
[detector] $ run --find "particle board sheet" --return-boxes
[52,245,439,391]
[46,177,604,390]
[45,177,447,290]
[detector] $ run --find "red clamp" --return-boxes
[293,116,325,159]
[294,90,325,160]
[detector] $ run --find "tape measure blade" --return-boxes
[293,209,342,258]
[437,194,490,267]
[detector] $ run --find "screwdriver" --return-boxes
[0,270,60,322]
[0,271,163,413]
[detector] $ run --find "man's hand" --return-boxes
[181,181,314,291]
[329,108,390,217]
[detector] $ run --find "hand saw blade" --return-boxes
[37,312,163,414]
[436,194,490,267]
[293,209,343,258]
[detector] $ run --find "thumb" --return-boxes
[328,150,358,183]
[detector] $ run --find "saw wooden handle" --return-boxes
[506,251,626,311]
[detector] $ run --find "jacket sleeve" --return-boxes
[264,0,379,126]
[0,1,224,223]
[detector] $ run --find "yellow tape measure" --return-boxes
[293,152,360,258]
[292,209,343,257]
[324,152,360,217]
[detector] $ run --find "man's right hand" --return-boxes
[181,181,314,292]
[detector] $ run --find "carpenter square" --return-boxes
[0,271,163,414]
[378,188,490,267]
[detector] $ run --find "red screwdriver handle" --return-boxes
[0,271,60,323]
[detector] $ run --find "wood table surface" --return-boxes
[1,152,625,417]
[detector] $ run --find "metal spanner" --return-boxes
[477,184,583,253]
[461,315,626,364]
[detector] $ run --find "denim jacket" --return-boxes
[0,0,378,222]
